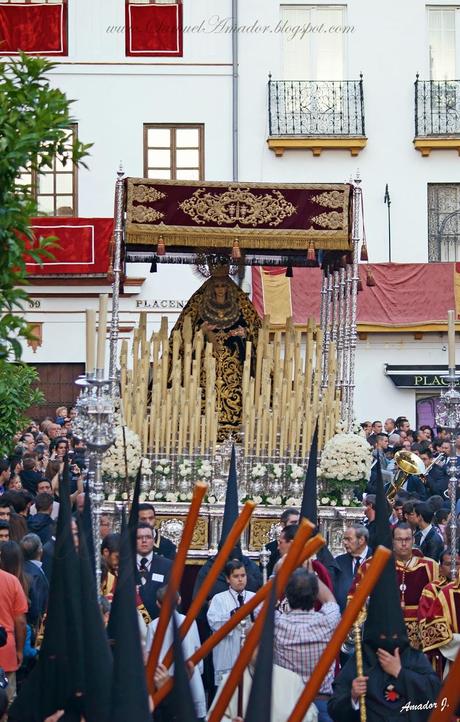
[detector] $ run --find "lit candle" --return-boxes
[85,309,96,375]
[96,294,108,371]
[448,309,456,371]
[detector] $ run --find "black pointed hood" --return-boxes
[299,423,339,575]
[218,444,239,550]
[373,457,392,549]
[244,584,277,722]
[363,462,408,654]
[128,462,142,557]
[9,459,85,720]
[107,518,151,722]
[76,515,112,722]
[300,422,319,524]
[168,610,199,721]
[81,477,95,579]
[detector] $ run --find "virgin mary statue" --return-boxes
[171,263,261,439]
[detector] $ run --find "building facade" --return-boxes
[5,0,460,426]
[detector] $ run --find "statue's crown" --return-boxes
[210,263,230,278]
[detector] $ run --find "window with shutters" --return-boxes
[143,124,204,181]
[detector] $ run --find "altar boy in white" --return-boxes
[207,559,256,686]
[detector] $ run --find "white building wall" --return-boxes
[17,0,460,422]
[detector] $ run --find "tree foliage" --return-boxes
[0,53,91,363]
[0,363,44,456]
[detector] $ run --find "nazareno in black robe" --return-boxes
[327,644,441,722]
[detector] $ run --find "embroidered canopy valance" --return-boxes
[125,178,352,254]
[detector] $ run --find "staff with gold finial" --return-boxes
[353,610,367,722]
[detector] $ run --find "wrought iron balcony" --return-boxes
[414,76,460,155]
[268,76,365,135]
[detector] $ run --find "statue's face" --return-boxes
[214,281,228,304]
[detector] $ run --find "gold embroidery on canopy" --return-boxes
[310,211,344,230]
[179,186,296,227]
[311,190,345,209]
[132,184,166,203]
[131,205,164,223]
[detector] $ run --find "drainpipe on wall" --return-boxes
[232,0,238,182]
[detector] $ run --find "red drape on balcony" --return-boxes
[0,2,67,55]
[24,218,114,277]
[125,1,183,57]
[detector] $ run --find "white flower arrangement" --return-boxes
[320,431,372,483]
[155,460,171,477]
[141,457,153,475]
[196,459,213,479]
[178,458,193,478]
[253,495,263,504]
[284,497,301,507]
[268,463,283,479]
[286,463,304,480]
[320,496,330,505]
[207,494,218,504]
[266,495,283,505]
[251,463,267,479]
[102,426,142,480]
[178,491,193,502]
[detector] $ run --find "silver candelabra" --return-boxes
[75,369,116,594]
[435,367,460,580]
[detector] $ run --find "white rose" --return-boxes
[148,491,156,500]
[139,493,146,502]
[186,492,193,501]
[107,493,116,502]
[159,459,168,466]
[253,495,263,504]
[163,466,171,475]
[330,499,337,506]
[342,498,350,506]
[121,492,128,500]
[321,497,330,505]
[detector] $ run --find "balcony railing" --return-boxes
[415,76,460,136]
[268,76,365,136]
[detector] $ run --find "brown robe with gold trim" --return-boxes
[349,555,439,649]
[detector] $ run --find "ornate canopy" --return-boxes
[124,178,352,259]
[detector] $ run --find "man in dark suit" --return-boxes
[137,503,176,560]
[135,523,172,620]
[334,525,372,612]
[261,507,300,577]
[413,502,444,562]
[20,532,49,628]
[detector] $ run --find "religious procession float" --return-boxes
[75,174,375,561]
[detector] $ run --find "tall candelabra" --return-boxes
[435,318,459,581]
[75,370,116,594]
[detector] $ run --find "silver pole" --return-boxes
[321,270,333,390]
[337,264,346,396]
[347,175,362,429]
[109,164,125,395]
[342,261,353,419]
[232,0,239,181]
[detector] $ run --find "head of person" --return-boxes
[35,492,54,515]
[100,513,112,539]
[402,439,412,450]
[375,433,389,451]
[434,508,449,527]
[280,507,300,528]
[419,425,433,441]
[360,421,372,436]
[156,585,180,610]
[402,500,418,528]
[36,479,53,495]
[20,533,43,561]
[0,459,11,486]
[393,495,407,522]
[388,434,402,448]
[101,533,121,574]
[384,418,396,433]
[47,424,62,439]
[69,406,78,421]
[277,523,298,556]
[343,524,369,556]
[225,559,247,593]
[136,523,155,556]
[420,448,433,468]
[56,406,68,421]
[6,474,22,491]
[52,437,69,457]
[439,549,460,581]
[45,459,62,483]
[363,495,376,521]
[372,420,383,435]
[396,417,410,433]
[19,433,35,453]
[3,490,33,516]
[392,522,414,561]
[441,440,452,455]
[0,521,9,543]
[427,495,444,513]
[285,568,319,612]
[0,499,11,523]
[0,539,25,580]
[138,503,156,529]
[414,502,434,529]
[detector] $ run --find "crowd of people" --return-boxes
[0,409,458,721]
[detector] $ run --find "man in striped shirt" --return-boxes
[274,566,340,722]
